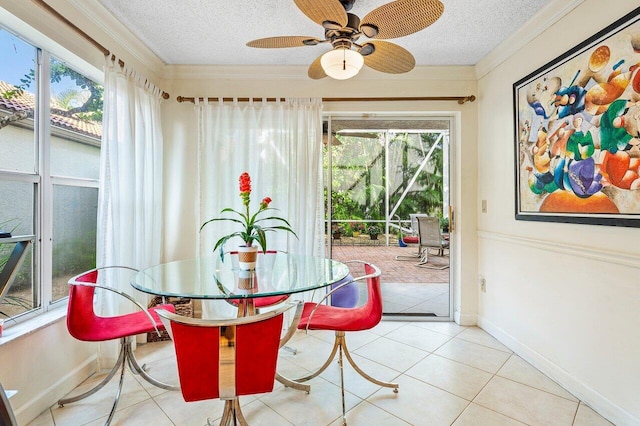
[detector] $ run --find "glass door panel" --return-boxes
[325,116,452,319]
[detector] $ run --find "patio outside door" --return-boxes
[324,115,452,320]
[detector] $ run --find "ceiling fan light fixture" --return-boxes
[321,47,364,80]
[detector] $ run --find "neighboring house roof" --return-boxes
[0,80,102,139]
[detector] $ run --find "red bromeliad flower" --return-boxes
[200,172,297,254]
[260,197,272,209]
[239,172,251,206]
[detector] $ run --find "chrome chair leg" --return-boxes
[58,338,127,406]
[125,341,179,391]
[340,333,399,391]
[291,336,341,382]
[276,373,310,393]
[215,398,247,426]
[105,354,127,426]
[338,343,346,426]
[58,336,180,426]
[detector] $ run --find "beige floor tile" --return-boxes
[453,403,526,425]
[369,320,408,336]
[573,402,615,426]
[304,350,400,400]
[260,377,360,425]
[131,354,180,397]
[412,320,467,337]
[234,398,293,426]
[83,398,175,426]
[434,338,511,373]
[369,374,469,425]
[456,327,512,353]
[385,323,453,352]
[335,400,411,425]
[28,318,620,426]
[405,354,493,400]
[352,335,428,372]
[152,387,228,426]
[51,372,152,426]
[283,334,337,372]
[24,409,55,426]
[497,355,578,401]
[474,376,579,425]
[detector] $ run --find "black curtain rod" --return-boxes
[31,0,170,100]
[177,95,476,104]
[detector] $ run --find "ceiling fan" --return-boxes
[246,0,444,80]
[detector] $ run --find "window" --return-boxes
[0,27,102,321]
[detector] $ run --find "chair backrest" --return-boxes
[157,304,291,402]
[307,261,382,332]
[417,216,444,248]
[409,213,429,235]
[352,262,383,331]
[66,266,160,342]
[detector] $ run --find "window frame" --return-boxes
[0,23,103,324]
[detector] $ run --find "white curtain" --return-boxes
[196,98,324,317]
[96,56,165,364]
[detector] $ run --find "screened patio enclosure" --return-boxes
[324,115,452,319]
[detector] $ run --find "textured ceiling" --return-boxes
[97,0,552,67]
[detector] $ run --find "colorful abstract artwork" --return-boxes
[514,7,640,227]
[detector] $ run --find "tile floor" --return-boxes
[27,321,613,426]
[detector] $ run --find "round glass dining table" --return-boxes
[131,252,348,394]
[130,251,350,303]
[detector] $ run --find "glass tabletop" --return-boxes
[130,252,350,300]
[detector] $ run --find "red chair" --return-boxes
[58,266,178,425]
[157,302,302,425]
[294,261,398,425]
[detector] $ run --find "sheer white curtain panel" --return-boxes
[196,98,324,317]
[96,56,165,364]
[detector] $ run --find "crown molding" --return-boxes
[163,64,477,82]
[475,0,584,79]
[64,0,165,77]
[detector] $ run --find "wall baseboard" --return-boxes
[454,311,477,326]
[478,316,639,426]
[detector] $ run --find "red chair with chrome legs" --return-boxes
[157,302,302,426]
[58,266,178,425]
[294,260,398,426]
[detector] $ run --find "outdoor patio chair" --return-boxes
[395,213,428,258]
[415,215,449,269]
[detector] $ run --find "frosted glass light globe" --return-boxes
[321,48,364,80]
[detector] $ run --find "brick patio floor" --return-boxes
[328,238,451,317]
[329,238,450,284]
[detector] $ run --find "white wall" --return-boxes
[476,1,640,424]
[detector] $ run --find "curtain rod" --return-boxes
[177,95,476,104]
[31,0,170,100]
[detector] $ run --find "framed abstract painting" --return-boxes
[514,7,640,227]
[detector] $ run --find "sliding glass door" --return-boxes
[324,114,452,319]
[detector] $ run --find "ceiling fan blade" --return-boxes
[308,54,328,79]
[294,0,348,28]
[361,0,444,39]
[246,36,321,48]
[363,41,415,74]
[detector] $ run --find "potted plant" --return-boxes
[367,225,382,240]
[332,224,343,240]
[200,172,297,267]
[439,216,450,233]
